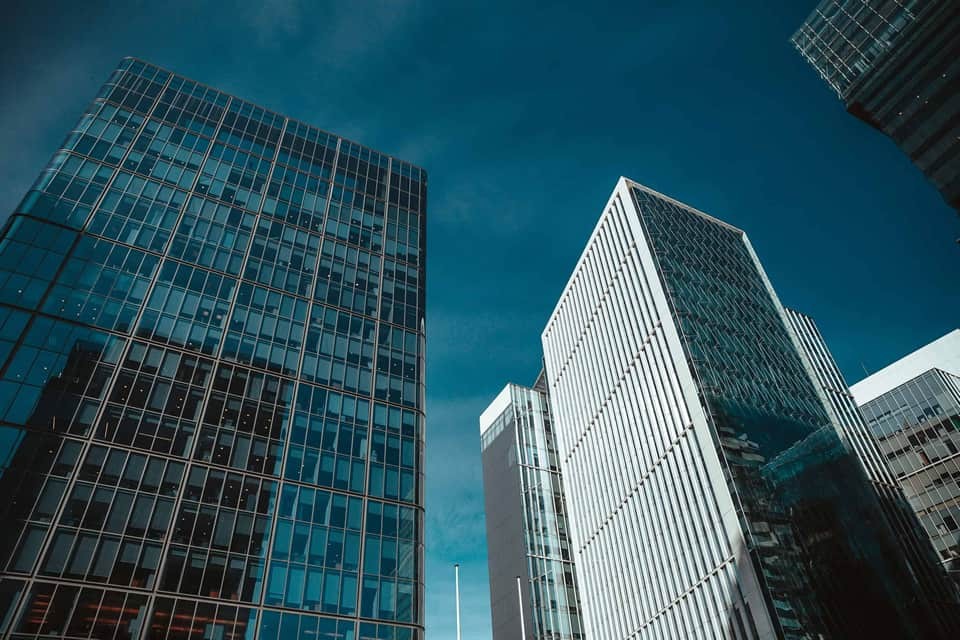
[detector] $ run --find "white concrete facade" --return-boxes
[540,178,774,640]
[851,329,960,405]
[784,308,894,485]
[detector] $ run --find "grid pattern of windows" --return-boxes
[66,103,143,167]
[1,432,84,573]
[262,162,331,232]
[791,0,923,98]
[265,484,363,614]
[123,118,206,190]
[368,403,418,504]
[0,57,425,640]
[287,384,369,493]
[153,77,228,137]
[37,445,183,588]
[223,283,307,376]
[0,217,77,309]
[168,195,255,276]
[97,341,212,458]
[147,597,257,640]
[861,370,960,569]
[259,609,353,640]
[196,142,270,212]
[43,236,159,333]
[163,464,276,603]
[10,582,150,640]
[316,239,380,317]
[793,1,960,212]
[0,318,123,427]
[360,500,418,623]
[303,305,376,394]
[195,363,293,477]
[138,260,237,355]
[88,172,187,253]
[18,151,116,229]
[245,219,320,296]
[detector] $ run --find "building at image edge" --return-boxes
[0,58,426,640]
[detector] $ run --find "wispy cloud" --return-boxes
[243,0,426,63]
[246,0,305,46]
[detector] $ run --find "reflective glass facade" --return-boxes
[793,0,960,211]
[860,369,960,583]
[791,0,923,99]
[0,58,425,640]
[541,178,951,639]
[480,381,584,640]
[786,309,960,630]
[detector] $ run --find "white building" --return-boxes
[539,177,949,639]
[851,329,960,405]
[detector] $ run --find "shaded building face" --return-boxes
[0,58,426,640]
[540,178,950,640]
[480,383,585,640]
[793,0,960,212]
[785,309,960,633]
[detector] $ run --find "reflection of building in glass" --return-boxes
[786,310,960,622]
[480,376,585,640]
[539,177,956,639]
[792,0,960,212]
[0,58,425,640]
[854,331,960,579]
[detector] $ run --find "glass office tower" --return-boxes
[540,178,950,639]
[480,377,585,640]
[0,58,426,640]
[792,0,960,212]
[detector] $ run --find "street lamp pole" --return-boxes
[516,575,526,638]
[455,563,462,640]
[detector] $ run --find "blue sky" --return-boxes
[1,1,958,637]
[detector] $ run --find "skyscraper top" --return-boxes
[113,57,427,177]
[791,0,927,99]
[542,177,743,339]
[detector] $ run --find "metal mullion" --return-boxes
[255,133,339,630]
[356,155,392,636]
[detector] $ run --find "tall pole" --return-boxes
[516,575,526,638]
[455,563,462,640]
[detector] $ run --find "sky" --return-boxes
[1,1,958,637]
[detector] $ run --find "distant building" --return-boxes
[0,58,426,640]
[851,329,960,404]
[792,0,960,213]
[853,331,960,583]
[539,177,954,639]
[480,377,585,640]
